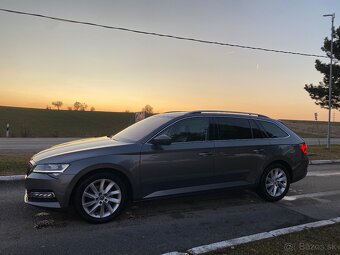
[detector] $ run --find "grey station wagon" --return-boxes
[25,111,308,223]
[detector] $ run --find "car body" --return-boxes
[25,110,308,223]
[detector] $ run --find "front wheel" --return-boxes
[257,164,290,202]
[74,172,128,223]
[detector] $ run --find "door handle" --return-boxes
[253,149,265,153]
[198,152,213,157]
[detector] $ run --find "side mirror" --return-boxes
[151,134,172,145]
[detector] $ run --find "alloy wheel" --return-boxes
[265,168,287,197]
[81,178,122,218]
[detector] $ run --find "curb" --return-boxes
[161,217,340,255]
[309,159,340,165]
[0,175,25,181]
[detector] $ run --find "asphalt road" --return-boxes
[1,137,340,154]
[1,164,340,255]
[0,138,78,153]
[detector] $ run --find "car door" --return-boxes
[140,117,215,199]
[213,117,268,186]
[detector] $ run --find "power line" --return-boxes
[0,8,328,59]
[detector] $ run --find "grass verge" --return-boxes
[308,145,340,160]
[0,154,32,176]
[210,223,340,255]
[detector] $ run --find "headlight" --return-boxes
[33,164,69,173]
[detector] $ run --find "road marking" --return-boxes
[164,218,340,255]
[0,175,25,181]
[307,171,340,177]
[283,190,340,201]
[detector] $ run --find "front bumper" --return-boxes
[24,189,61,208]
[24,172,75,209]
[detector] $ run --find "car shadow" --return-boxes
[28,188,265,229]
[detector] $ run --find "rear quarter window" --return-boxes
[249,120,267,138]
[258,121,288,138]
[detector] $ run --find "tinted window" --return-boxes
[162,118,210,143]
[215,118,252,140]
[112,115,172,142]
[250,120,267,138]
[259,121,288,138]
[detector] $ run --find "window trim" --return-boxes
[211,117,290,141]
[145,116,290,144]
[145,116,213,145]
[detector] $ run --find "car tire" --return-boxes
[74,171,128,223]
[257,164,290,202]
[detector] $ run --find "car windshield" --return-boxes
[112,115,173,143]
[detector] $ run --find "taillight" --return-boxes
[300,143,307,154]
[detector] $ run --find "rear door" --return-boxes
[140,117,215,198]
[213,117,268,186]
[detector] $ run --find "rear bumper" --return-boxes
[291,159,308,183]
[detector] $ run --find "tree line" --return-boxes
[47,101,154,114]
[47,101,95,111]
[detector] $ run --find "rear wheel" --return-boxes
[74,172,128,223]
[257,164,290,202]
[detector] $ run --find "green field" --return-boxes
[0,106,135,137]
[0,106,339,138]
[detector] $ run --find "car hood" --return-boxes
[32,137,130,163]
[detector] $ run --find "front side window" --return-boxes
[215,117,252,140]
[259,121,288,138]
[162,117,210,143]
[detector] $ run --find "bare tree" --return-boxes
[125,109,130,113]
[90,106,95,112]
[67,106,73,111]
[80,103,88,111]
[46,105,51,110]
[52,101,63,110]
[73,102,82,111]
[142,104,153,114]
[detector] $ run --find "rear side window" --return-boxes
[215,118,252,140]
[162,117,210,143]
[259,121,288,138]
[249,120,267,138]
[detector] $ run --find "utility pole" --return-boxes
[323,13,335,149]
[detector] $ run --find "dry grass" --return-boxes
[308,145,340,160]
[0,154,32,175]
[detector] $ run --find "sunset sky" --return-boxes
[0,0,339,120]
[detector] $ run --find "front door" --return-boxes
[140,117,215,199]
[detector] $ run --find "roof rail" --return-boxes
[164,111,186,113]
[187,110,268,118]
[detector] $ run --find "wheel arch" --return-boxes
[263,159,293,181]
[66,164,136,207]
